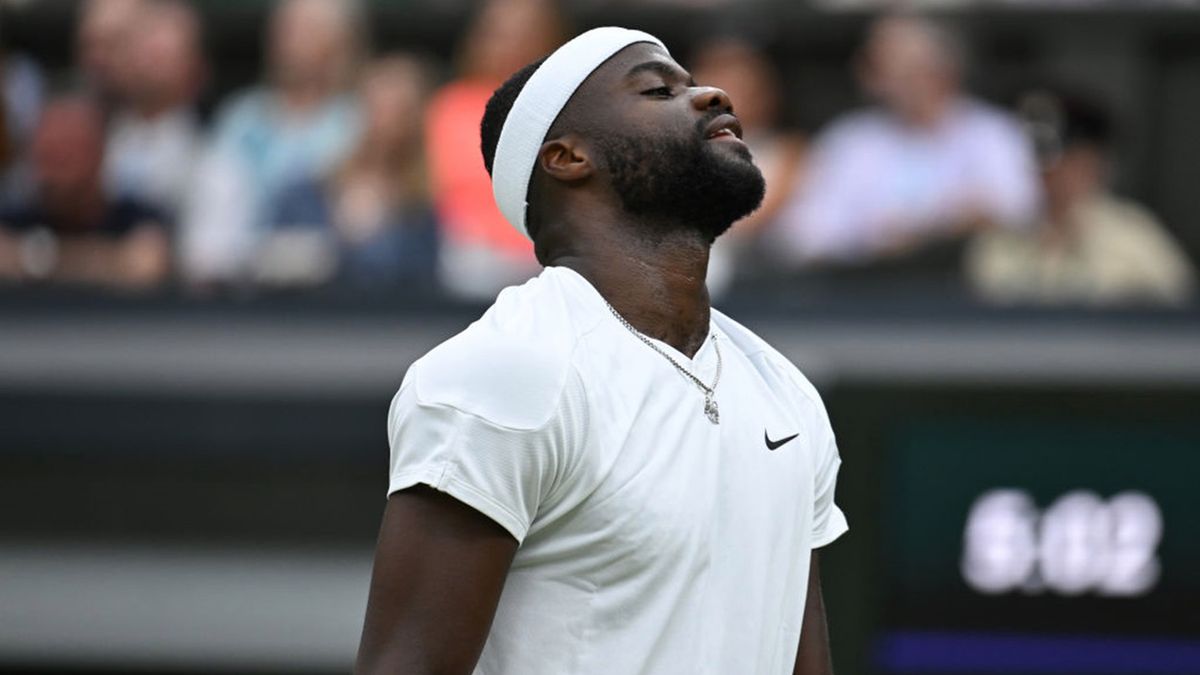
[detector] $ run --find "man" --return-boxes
[104,0,207,219]
[772,15,1039,266]
[357,27,849,675]
[180,0,362,285]
[425,0,567,300]
[76,0,146,111]
[968,87,1194,306]
[1,26,45,208]
[0,95,169,288]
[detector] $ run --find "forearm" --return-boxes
[53,228,170,288]
[356,642,472,675]
[793,552,834,675]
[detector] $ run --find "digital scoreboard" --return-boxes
[877,417,1200,673]
[822,387,1200,675]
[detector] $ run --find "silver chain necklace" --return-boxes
[604,301,722,424]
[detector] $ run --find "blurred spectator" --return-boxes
[690,37,807,295]
[181,0,362,286]
[772,15,1039,266]
[104,0,207,219]
[967,89,1195,306]
[425,0,565,300]
[1,47,45,208]
[0,96,169,289]
[76,0,146,111]
[268,56,439,289]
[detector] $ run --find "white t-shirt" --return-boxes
[104,108,201,217]
[775,98,1040,263]
[387,266,848,675]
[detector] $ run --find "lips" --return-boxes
[704,114,744,142]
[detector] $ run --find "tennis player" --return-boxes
[357,27,848,675]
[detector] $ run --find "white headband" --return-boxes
[491,27,667,239]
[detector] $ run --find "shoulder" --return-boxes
[426,81,492,129]
[712,310,828,420]
[429,80,490,109]
[1088,195,1163,232]
[405,271,597,431]
[1085,197,1187,252]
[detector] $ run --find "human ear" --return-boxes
[537,135,593,183]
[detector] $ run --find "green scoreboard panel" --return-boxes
[822,387,1200,675]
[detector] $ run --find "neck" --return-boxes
[277,80,335,113]
[547,222,712,357]
[1043,191,1092,243]
[1047,199,1073,226]
[900,92,954,129]
[133,94,183,120]
[355,139,415,168]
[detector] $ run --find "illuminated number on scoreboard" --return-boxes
[961,489,1162,597]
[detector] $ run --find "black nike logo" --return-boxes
[764,431,799,451]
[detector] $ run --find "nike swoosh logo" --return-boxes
[764,431,799,451]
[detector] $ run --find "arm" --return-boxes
[793,551,834,675]
[54,224,170,288]
[356,485,519,675]
[967,116,1041,231]
[0,223,170,288]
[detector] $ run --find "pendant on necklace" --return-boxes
[704,393,720,425]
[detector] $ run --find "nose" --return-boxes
[691,86,733,114]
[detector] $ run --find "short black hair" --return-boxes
[1017,85,1115,164]
[1058,92,1113,148]
[480,57,548,177]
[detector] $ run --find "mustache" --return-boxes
[694,111,730,138]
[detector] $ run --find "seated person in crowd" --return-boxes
[772,14,1039,266]
[967,89,1195,306]
[0,96,169,289]
[690,36,808,295]
[103,0,207,220]
[268,56,438,289]
[1,44,45,207]
[181,0,362,286]
[424,0,565,300]
[75,0,146,113]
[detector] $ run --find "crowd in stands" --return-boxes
[0,0,1194,306]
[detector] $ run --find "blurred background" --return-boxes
[1,0,1199,673]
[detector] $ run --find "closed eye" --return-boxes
[641,86,674,98]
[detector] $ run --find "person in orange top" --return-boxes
[425,0,566,299]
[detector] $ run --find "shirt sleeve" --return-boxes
[386,363,586,544]
[811,430,849,548]
[970,113,1041,230]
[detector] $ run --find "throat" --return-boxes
[552,231,713,358]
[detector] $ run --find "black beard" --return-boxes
[596,117,766,243]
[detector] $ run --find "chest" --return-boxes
[521,348,819,578]
[856,130,979,200]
